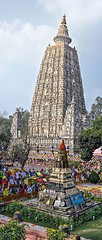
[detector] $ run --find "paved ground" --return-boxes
[77,183,102,187]
[77,183,102,198]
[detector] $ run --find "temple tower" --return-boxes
[29,15,89,152]
[11,108,22,139]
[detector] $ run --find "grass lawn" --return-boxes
[73,216,102,240]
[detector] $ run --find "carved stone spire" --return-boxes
[53,15,72,45]
[29,15,89,153]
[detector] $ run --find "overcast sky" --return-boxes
[0,0,102,116]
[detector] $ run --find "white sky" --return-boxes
[0,0,102,116]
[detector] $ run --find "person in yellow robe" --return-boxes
[3,187,9,196]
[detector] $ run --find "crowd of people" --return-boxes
[0,164,49,197]
[0,152,101,198]
[26,154,102,184]
[70,155,102,183]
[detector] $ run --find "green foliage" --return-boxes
[1,201,102,232]
[71,206,102,230]
[69,161,79,169]
[11,143,26,163]
[90,96,102,119]
[68,217,75,228]
[0,115,12,149]
[74,216,102,240]
[3,202,68,229]
[10,142,30,169]
[47,228,66,240]
[21,110,29,138]
[5,202,23,214]
[93,116,102,132]
[88,171,100,184]
[0,220,25,240]
[78,116,102,161]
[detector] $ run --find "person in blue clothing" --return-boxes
[35,183,38,192]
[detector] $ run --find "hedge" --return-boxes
[0,201,102,230]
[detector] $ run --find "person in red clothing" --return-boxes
[0,184,3,196]
[8,170,12,179]
[20,185,25,194]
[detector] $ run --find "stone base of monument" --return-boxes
[22,141,101,220]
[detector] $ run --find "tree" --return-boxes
[90,96,102,121]
[0,115,12,150]
[88,171,100,184]
[11,142,30,169]
[93,116,102,132]
[0,220,25,240]
[21,141,30,169]
[78,116,102,161]
[21,110,30,138]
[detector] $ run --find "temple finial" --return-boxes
[61,14,66,25]
[53,15,72,45]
